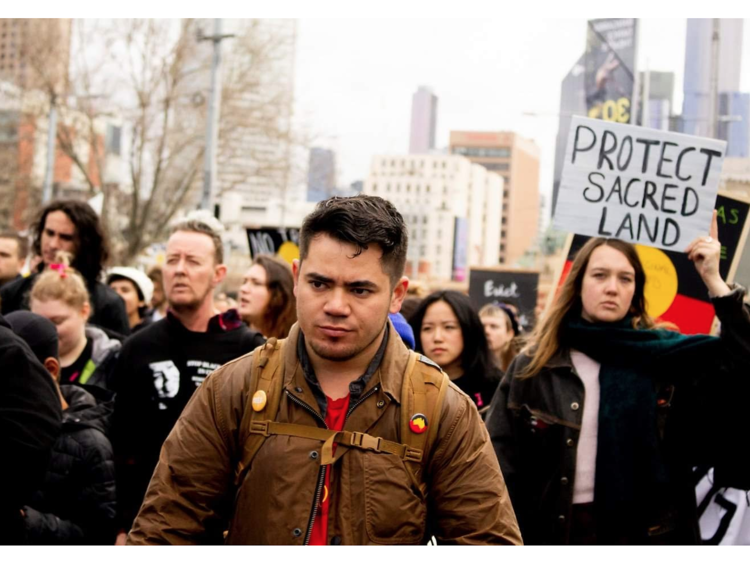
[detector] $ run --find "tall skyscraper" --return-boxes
[307,147,336,203]
[718,92,750,158]
[682,18,743,138]
[409,86,438,154]
[449,131,540,266]
[551,54,587,219]
[639,71,675,131]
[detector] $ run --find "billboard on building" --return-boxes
[452,217,469,282]
[585,18,637,124]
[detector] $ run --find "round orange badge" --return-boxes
[252,390,267,412]
[409,414,428,434]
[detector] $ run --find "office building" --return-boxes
[363,154,502,281]
[449,131,540,265]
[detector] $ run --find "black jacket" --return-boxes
[113,313,265,530]
[486,287,750,545]
[23,385,117,545]
[1,272,131,337]
[0,315,62,544]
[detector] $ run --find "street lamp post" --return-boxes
[198,19,235,213]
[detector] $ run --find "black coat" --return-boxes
[1,273,131,337]
[486,287,750,545]
[23,385,117,545]
[0,315,62,544]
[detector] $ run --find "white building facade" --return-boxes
[363,154,502,282]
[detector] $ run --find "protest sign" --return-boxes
[550,192,750,334]
[469,268,540,331]
[246,227,300,264]
[554,116,727,251]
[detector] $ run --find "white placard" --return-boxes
[553,116,727,251]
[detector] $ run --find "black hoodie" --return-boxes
[22,385,117,545]
[0,314,61,544]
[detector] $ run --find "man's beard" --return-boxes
[307,322,386,363]
[168,284,213,314]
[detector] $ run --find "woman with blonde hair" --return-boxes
[487,216,750,545]
[238,254,296,339]
[479,302,522,372]
[29,253,120,392]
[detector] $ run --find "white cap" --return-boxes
[107,267,154,305]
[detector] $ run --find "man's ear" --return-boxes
[213,264,228,287]
[292,259,300,298]
[389,276,409,314]
[44,357,61,382]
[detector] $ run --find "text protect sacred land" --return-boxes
[554,116,727,251]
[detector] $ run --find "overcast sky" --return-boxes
[293,18,750,219]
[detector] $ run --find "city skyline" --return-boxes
[294,18,750,227]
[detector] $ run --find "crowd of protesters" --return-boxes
[1,195,749,545]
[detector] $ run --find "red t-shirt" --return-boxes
[309,393,350,545]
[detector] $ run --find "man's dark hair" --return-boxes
[32,199,109,283]
[0,231,29,260]
[299,195,408,286]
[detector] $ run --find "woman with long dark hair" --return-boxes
[238,255,297,339]
[409,290,500,417]
[486,216,750,545]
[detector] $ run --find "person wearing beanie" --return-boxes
[107,267,154,332]
[6,311,117,545]
[479,302,523,373]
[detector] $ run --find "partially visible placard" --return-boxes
[246,227,300,264]
[469,268,540,331]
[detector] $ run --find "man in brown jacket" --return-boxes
[127,195,522,545]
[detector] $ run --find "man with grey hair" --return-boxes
[112,214,265,544]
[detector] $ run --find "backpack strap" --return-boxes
[233,345,450,491]
[233,337,285,486]
[400,352,451,494]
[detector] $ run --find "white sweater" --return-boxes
[570,349,601,504]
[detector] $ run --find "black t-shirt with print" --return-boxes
[61,339,93,384]
[112,312,265,529]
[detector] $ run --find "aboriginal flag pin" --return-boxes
[409,413,428,434]
[252,390,267,412]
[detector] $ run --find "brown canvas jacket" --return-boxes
[127,322,522,545]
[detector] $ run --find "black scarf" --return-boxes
[564,316,718,541]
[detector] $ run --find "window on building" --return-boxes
[453,146,511,158]
[426,184,431,193]
[406,184,411,192]
[105,124,122,156]
[502,216,507,225]
[372,183,377,192]
[422,216,427,225]
[420,245,426,257]
[436,245,442,254]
